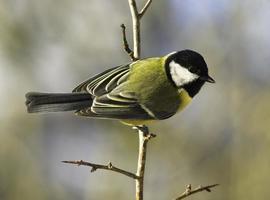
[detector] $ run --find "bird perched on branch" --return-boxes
[26,50,215,126]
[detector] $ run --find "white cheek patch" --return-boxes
[169,61,199,87]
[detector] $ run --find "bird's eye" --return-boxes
[188,66,198,73]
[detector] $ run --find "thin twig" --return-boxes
[126,0,152,60]
[174,184,219,200]
[133,126,156,200]
[62,160,139,179]
[121,24,135,61]
[128,0,140,60]
[139,0,153,18]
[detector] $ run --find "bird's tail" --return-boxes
[25,92,92,113]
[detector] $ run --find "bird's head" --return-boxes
[165,50,215,97]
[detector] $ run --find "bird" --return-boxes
[25,49,215,126]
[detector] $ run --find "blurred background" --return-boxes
[1,0,270,199]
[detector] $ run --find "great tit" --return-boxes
[26,50,215,126]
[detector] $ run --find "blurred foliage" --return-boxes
[1,0,270,200]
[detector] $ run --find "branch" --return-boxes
[128,0,140,59]
[121,24,135,61]
[62,160,139,179]
[139,0,152,18]
[174,184,219,200]
[125,0,152,60]
[126,1,154,199]
[133,126,156,200]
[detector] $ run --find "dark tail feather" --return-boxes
[25,92,92,113]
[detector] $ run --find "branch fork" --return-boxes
[121,0,153,61]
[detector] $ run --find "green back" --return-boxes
[125,57,180,119]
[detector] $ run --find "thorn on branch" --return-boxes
[108,162,113,169]
[184,184,192,194]
[146,133,156,140]
[91,166,97,172]
[121,24,136,61]
[205,187,212,192]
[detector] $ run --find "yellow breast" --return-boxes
[121,89,192,126]
[177,89,192,112]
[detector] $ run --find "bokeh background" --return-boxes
[1,0,270,199]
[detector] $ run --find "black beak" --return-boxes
[200,75,215,83]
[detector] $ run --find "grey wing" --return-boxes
[73,64,154,120]
[77,91,153,119]
[73,64,130,95]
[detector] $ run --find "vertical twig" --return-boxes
[128,0,141,60]
[136,130,147,199]
[127,1,153,199]
[133,126,156,200]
